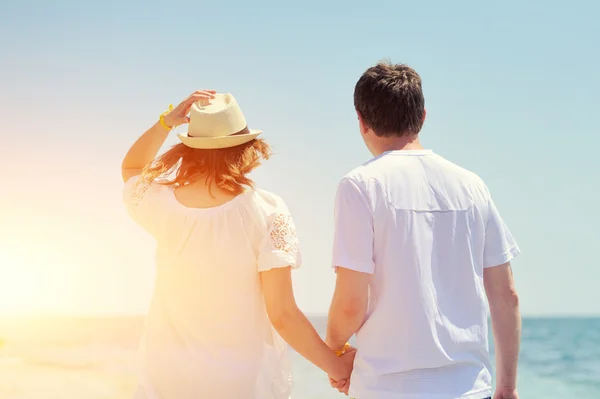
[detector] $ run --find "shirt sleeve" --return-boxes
[331,177,375,274]
[483,196,521,268]
[122,175,169,238]
[257,200,302,272]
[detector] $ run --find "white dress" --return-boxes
[123,176,301,399]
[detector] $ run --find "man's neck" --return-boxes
[372,135,424,156]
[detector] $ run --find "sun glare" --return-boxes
[0,247,62,316]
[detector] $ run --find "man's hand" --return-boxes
[329,347,357,395]
[493,388,519,399]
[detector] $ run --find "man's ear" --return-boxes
[356,110,368,135]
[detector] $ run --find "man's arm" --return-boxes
[484,262,521,396]
[326,177,374,350]
[326,267,370,351]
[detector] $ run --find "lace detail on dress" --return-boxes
[269,214,298,254]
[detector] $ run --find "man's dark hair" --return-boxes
[354,61,425,137]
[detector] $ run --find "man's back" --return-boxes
[332,150,520,398]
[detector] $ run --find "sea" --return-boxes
[0,316,598,399]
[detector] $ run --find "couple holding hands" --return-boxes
[122,61,521,399]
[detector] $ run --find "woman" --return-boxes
[121,90,350,398]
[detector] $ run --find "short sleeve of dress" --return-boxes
[257,200,302,272]
[123,175,169,238]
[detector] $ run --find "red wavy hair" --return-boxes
[141,139,271,195]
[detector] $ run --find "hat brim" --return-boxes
[177,130,262,149]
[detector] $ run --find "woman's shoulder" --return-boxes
[249,188,291,214]
[124,175,172,203]
[252,188,283,203]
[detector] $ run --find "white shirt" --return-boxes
[332,150,520,399]
[123,176,301,399]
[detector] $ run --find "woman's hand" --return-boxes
[163,89,216,128]
[121,89,216,181]
[329,347,357,395]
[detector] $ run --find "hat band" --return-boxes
[189,126,251,139]
[230,126,250,136]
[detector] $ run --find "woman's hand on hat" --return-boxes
[163,90,216,128]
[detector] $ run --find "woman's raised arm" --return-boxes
[121,89,215,182]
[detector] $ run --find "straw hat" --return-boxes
[177,93,262,149]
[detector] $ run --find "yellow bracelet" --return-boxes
[334,342,350,357]
[159,104,174,131]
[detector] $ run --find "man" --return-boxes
[326,61,521,399]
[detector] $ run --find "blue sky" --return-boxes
[0,0,598,316]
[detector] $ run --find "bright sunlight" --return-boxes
[0,244,81,315]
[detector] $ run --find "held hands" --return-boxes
[328,347,357,396]
[328,349,519,399]
[162,89,216,129]
[494,389,519,399]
